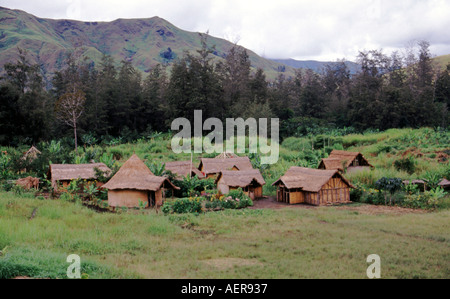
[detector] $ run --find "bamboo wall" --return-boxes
[108,190,149,208]
[277,176,351,206]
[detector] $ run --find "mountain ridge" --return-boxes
[0,6,297,83]
[271,58,361,74]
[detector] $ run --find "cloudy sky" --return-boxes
[1,0,449,61]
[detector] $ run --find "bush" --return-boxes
[422,171,442,190]
[225,188,253,209]
[394,156,416,174]
[375,177,403,205]
[162,197,203,215]
[403,192,435,209]
[350,187,363,202]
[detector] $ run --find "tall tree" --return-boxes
[55,85,86,152]
[142,64,169,132]
[216,45,252,116]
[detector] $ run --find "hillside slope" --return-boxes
[271,58,361,74]
[0,6,296,83]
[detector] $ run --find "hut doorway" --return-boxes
[148,191,156,207]
[277,186,290,204]
[248,188,255,200]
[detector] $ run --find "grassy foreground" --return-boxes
[0,191,448,279]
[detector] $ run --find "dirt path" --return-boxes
[250,196,427,215]
[250,196,316,210]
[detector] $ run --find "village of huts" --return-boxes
[20,147,378,209]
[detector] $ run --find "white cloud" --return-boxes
[0,0,449,61]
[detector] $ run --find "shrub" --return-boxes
[394,156,416,174]
[162,197,203,215]
[109,149,123,160]
[225,188,253,209]
[350,186,363,202]
[375,177,403,205]
[422,171,442,190]
[403,182,420,195]
[403,192,434,209]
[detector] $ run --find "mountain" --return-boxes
[0,6,296,84]
[271,58,361,74]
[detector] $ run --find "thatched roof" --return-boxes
[439,179,450,187]
[102,154,179,191]
[319,150,373,170]
[215,170,266,188]
[403,179,426,185]
[165,161,205,180]
[199,157,253,175]
[22,146,41,160]
[318,158,343,171]
[272,167,354,192]
[49,163,112,182]
[215,152,238,159]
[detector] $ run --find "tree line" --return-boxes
[0,37,449,147]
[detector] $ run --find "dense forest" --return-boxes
[0,37,449,147]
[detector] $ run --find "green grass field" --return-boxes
[0,191,449,279]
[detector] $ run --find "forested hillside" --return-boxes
[0,36,449,147]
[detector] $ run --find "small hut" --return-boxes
[403,179,427,191]
[198,157,254,179]
[22,146,41,161]
[164,161,206,180]
[21,146,41,172]
[48,163,112,190]
[319,150,373,173]
[16,176,40,190]
[439,179,450,190]
[102,154,179,208]
[272,167,354,206]
[215,170,266,200]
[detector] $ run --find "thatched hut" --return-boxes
[20,146,41,172]
[318,150,373,173]
[439,179,450,190]
[198,157,254,179]
[272,167,354,206]
[102,154,179,208]
[48,163,112,190]
[16,176,40,190]
[164,161,206,180]
[22,146,41,161]
[215,170,266,200]
[403,179,427,191]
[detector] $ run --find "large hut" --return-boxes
[272,167,354,206]
[102,154,179,208]
[164,161,205,180]
[48,163,112,190]
[198,156,254,179]
[215,170,265,200]
[318,150,373,173]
